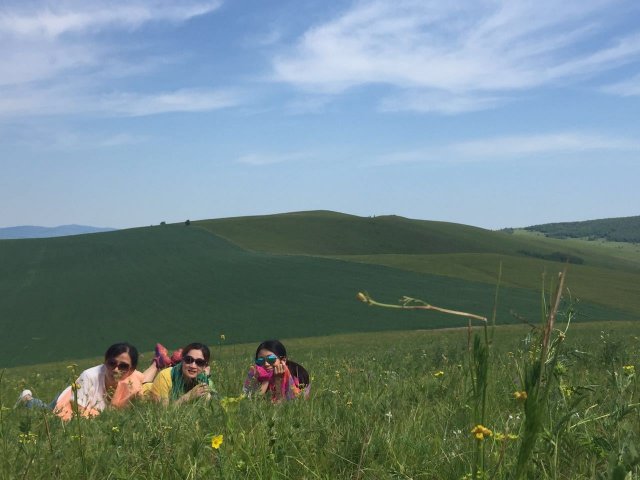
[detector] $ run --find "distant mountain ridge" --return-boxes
[0,224,116,239]
[523,215,640,243]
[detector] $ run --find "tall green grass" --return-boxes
[1,322,639,479]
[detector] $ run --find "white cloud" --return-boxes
[0,0,224,118]
[450,132,639,157]
[374,132,640,165]
[601,73,640,96]
[272,0,640,113]
[0,85,240,117]
[0,1,221,37]
[236,152,312,166]
[97,89,240,116]
[0,122,147,150]
[379,90,503,114]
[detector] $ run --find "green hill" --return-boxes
[196,211,640,272]
[197,211,640,316]
[1,212,637,368]
[523,215,640,242]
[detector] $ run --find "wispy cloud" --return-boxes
[236,152,313,166]
[0,85,240,118]
[272,0,640,113]
[379,90,504,114]
[97,89,240,116]
[601,73,640,96]
[0,1,220,38]
[0,122,147,150]
[0,0,224,118]
[374,132,640,165]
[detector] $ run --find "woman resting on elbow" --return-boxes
[53,342,144,420]
[243,340,310,402]
[147,342,215,405]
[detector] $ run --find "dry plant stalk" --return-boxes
[356,292,487,323]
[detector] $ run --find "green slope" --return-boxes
[196,211,640,272]
[197,210,640,317]
[331,253,640,316]
[0,223,631,368]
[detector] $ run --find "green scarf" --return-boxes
[170,363,187,401]
[169,363,216,401]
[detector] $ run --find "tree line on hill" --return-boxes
[524,215,640,243]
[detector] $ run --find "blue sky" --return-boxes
[1,0,639,230]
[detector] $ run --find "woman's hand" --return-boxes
[273,362,286,377]
[189,383,210,400]
[177,384,210,404]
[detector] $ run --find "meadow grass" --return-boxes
[2,321,639,479]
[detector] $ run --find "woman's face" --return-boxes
[181,349,207,380]
[256,348,286,372]
[105,352,133,383]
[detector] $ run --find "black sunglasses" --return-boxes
[183,355,207,367]
[106,359,131,371]
[255,354,278,366]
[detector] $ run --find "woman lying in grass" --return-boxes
[243,340,310,402]
[143,342,216,405]
[17,342,145,420]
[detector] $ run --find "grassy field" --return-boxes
[2,320,639,479]
[1,212,638,368]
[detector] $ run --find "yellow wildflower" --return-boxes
[471,425,492,440]
[211,434,224,449]
[513,391,527,402]
[623,365,635,375]
[71,382,81,391]
[433,371,444,378]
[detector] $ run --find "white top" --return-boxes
[69,365,108,411]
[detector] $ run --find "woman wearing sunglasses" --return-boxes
[54,342,143,420]
[52,342,144,420]
[146,342,216,405]
[243,340,310,402]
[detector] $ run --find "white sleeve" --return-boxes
[74,368,101,410]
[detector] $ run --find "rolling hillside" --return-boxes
[1,212,637,367]
[197,211,640,316]
[196,211,640,271]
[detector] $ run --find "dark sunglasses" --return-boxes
[183,355,207,367]
[106,359,131,371]
[255,354,278,366]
